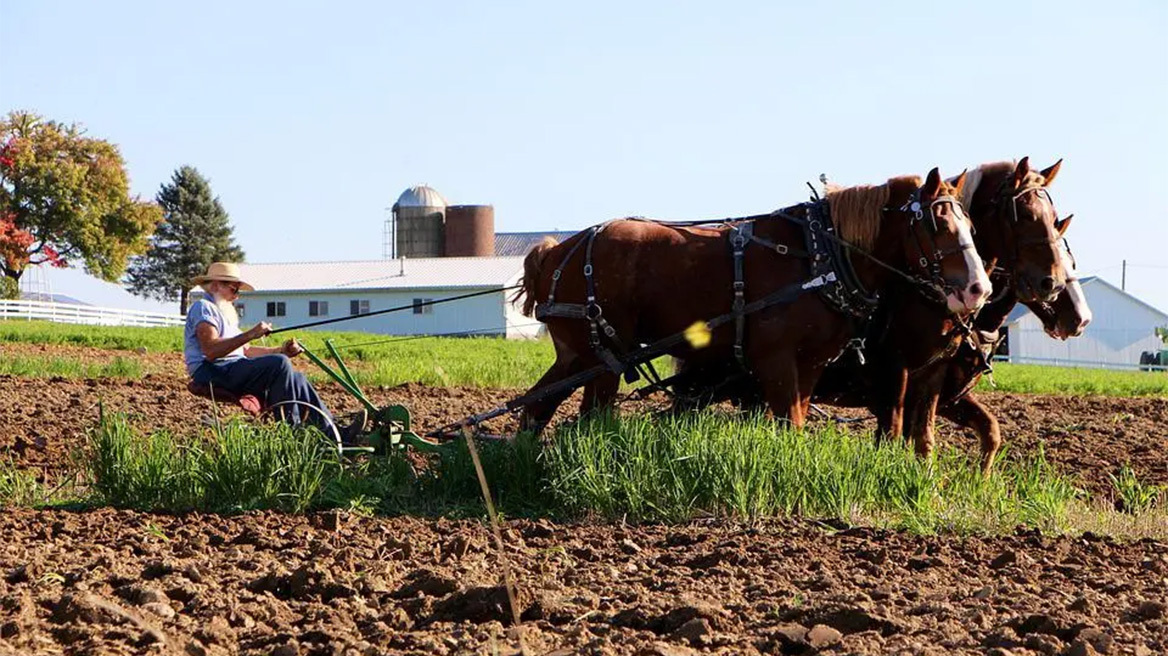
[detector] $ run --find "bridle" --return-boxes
[985,180,1064,287]
[899,187,978,304]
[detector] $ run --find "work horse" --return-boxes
[922,228,1091,474]
[679,158,1076,473]
[516,168,990,434]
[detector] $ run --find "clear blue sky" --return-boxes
[2,0,1165,313]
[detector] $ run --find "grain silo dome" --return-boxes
[393,185,447,211]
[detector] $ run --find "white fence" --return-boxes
[994,354,1168,373]
[0,299,183,328]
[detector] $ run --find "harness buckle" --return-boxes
[551,269,562,281]
[731,233,747,248]
[732,281,745,292]
[919,256,929,268]
[583,264,593,276]
[775,243,789,255]
[585,303,603,320]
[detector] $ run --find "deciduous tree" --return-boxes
[0,111,160,289]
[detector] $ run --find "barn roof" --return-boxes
[1005,276,1168,325]
[494,231,580,257]
[228,256,524,293]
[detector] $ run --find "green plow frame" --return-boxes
[302,340,451,456]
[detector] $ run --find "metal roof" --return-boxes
[494,231,581,257]
[232,256,524,293]
[393,185,447,210]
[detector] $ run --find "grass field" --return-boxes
[2,320,1167,396]
[3,411,1162,539]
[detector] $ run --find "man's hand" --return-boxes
[282,338,304,358]
[245,322,273,341]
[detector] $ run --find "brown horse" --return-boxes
[675,158,1071,472]
[517,168,989,434]
[925,232,1091,473]
[892,158,1073,470]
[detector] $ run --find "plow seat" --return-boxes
[187,381,264,416]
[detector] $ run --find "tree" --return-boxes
[0,110,160,287]
[126,166,244,314]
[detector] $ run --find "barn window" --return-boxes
[309,300,329,317]
[412,298,434,315]
[266,301,286,317]
[235,304,245,319]
[350,300,370,316]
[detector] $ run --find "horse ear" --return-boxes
[1040,158,1063,186]
[1055,214,1073,236]
[923,167,942,196]
[950,169,969,198]
[1012,156,1032,188]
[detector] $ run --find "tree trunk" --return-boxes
[180,287,189,316]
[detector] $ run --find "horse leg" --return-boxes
[938,394,1001,476]
[874,367,908,443]
[519,356,586,435]
[581,372,621,417]
[906,389,941,462]
[756,351,805,427]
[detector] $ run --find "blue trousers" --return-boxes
[192,355,334,431]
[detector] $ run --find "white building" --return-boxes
[1003,276,1168,370]
[220,256,540,339]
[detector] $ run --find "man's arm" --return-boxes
[196,321,271,361]
[244,338,304,359]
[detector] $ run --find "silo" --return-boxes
[444,205,496,257]
[392,185,447,258]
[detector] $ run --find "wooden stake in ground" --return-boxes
[461,424,527,649]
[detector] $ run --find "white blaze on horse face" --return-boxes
[1060,241,1092,338]
[950,210,991,314]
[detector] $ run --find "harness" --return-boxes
[535,186,970,380]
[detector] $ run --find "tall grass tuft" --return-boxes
[541,412,1086,532]
[87,414,338,513]
[0,459,46,507]
[77,410,1164,538]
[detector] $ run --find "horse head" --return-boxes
[967,157,1069,304]
[1027,235,1092,340]
[900,168,992,315]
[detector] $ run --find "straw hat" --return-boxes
[192,262,255,291]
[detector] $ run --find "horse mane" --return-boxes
[825,175,919,251]
[957,160,1048,208]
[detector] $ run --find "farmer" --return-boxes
[184,261,363,441]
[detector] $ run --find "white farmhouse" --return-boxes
[1002,276,1168,370]
[226,256,540,339]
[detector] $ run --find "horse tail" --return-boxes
[515,236,560,317]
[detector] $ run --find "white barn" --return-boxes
[1002,276,1168,370]
[213,257,540,339]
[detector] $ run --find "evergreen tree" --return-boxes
[127,166,244,314]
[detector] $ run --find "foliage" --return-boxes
[1109,465,1164,514]
[0,110,160,284]
[0,354,145,379]
[126,166,244,314]
[0,276,16,300]
[976,362,1168,397]
[2,321,1167,396]
[70,410,1167,539]
[87,414,335,513]
[1157,326,1168,345]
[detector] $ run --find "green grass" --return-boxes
[5,410,1148,539]
[979,362,1168,397]
[0,354,144,379]
[3,320,1167,396]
